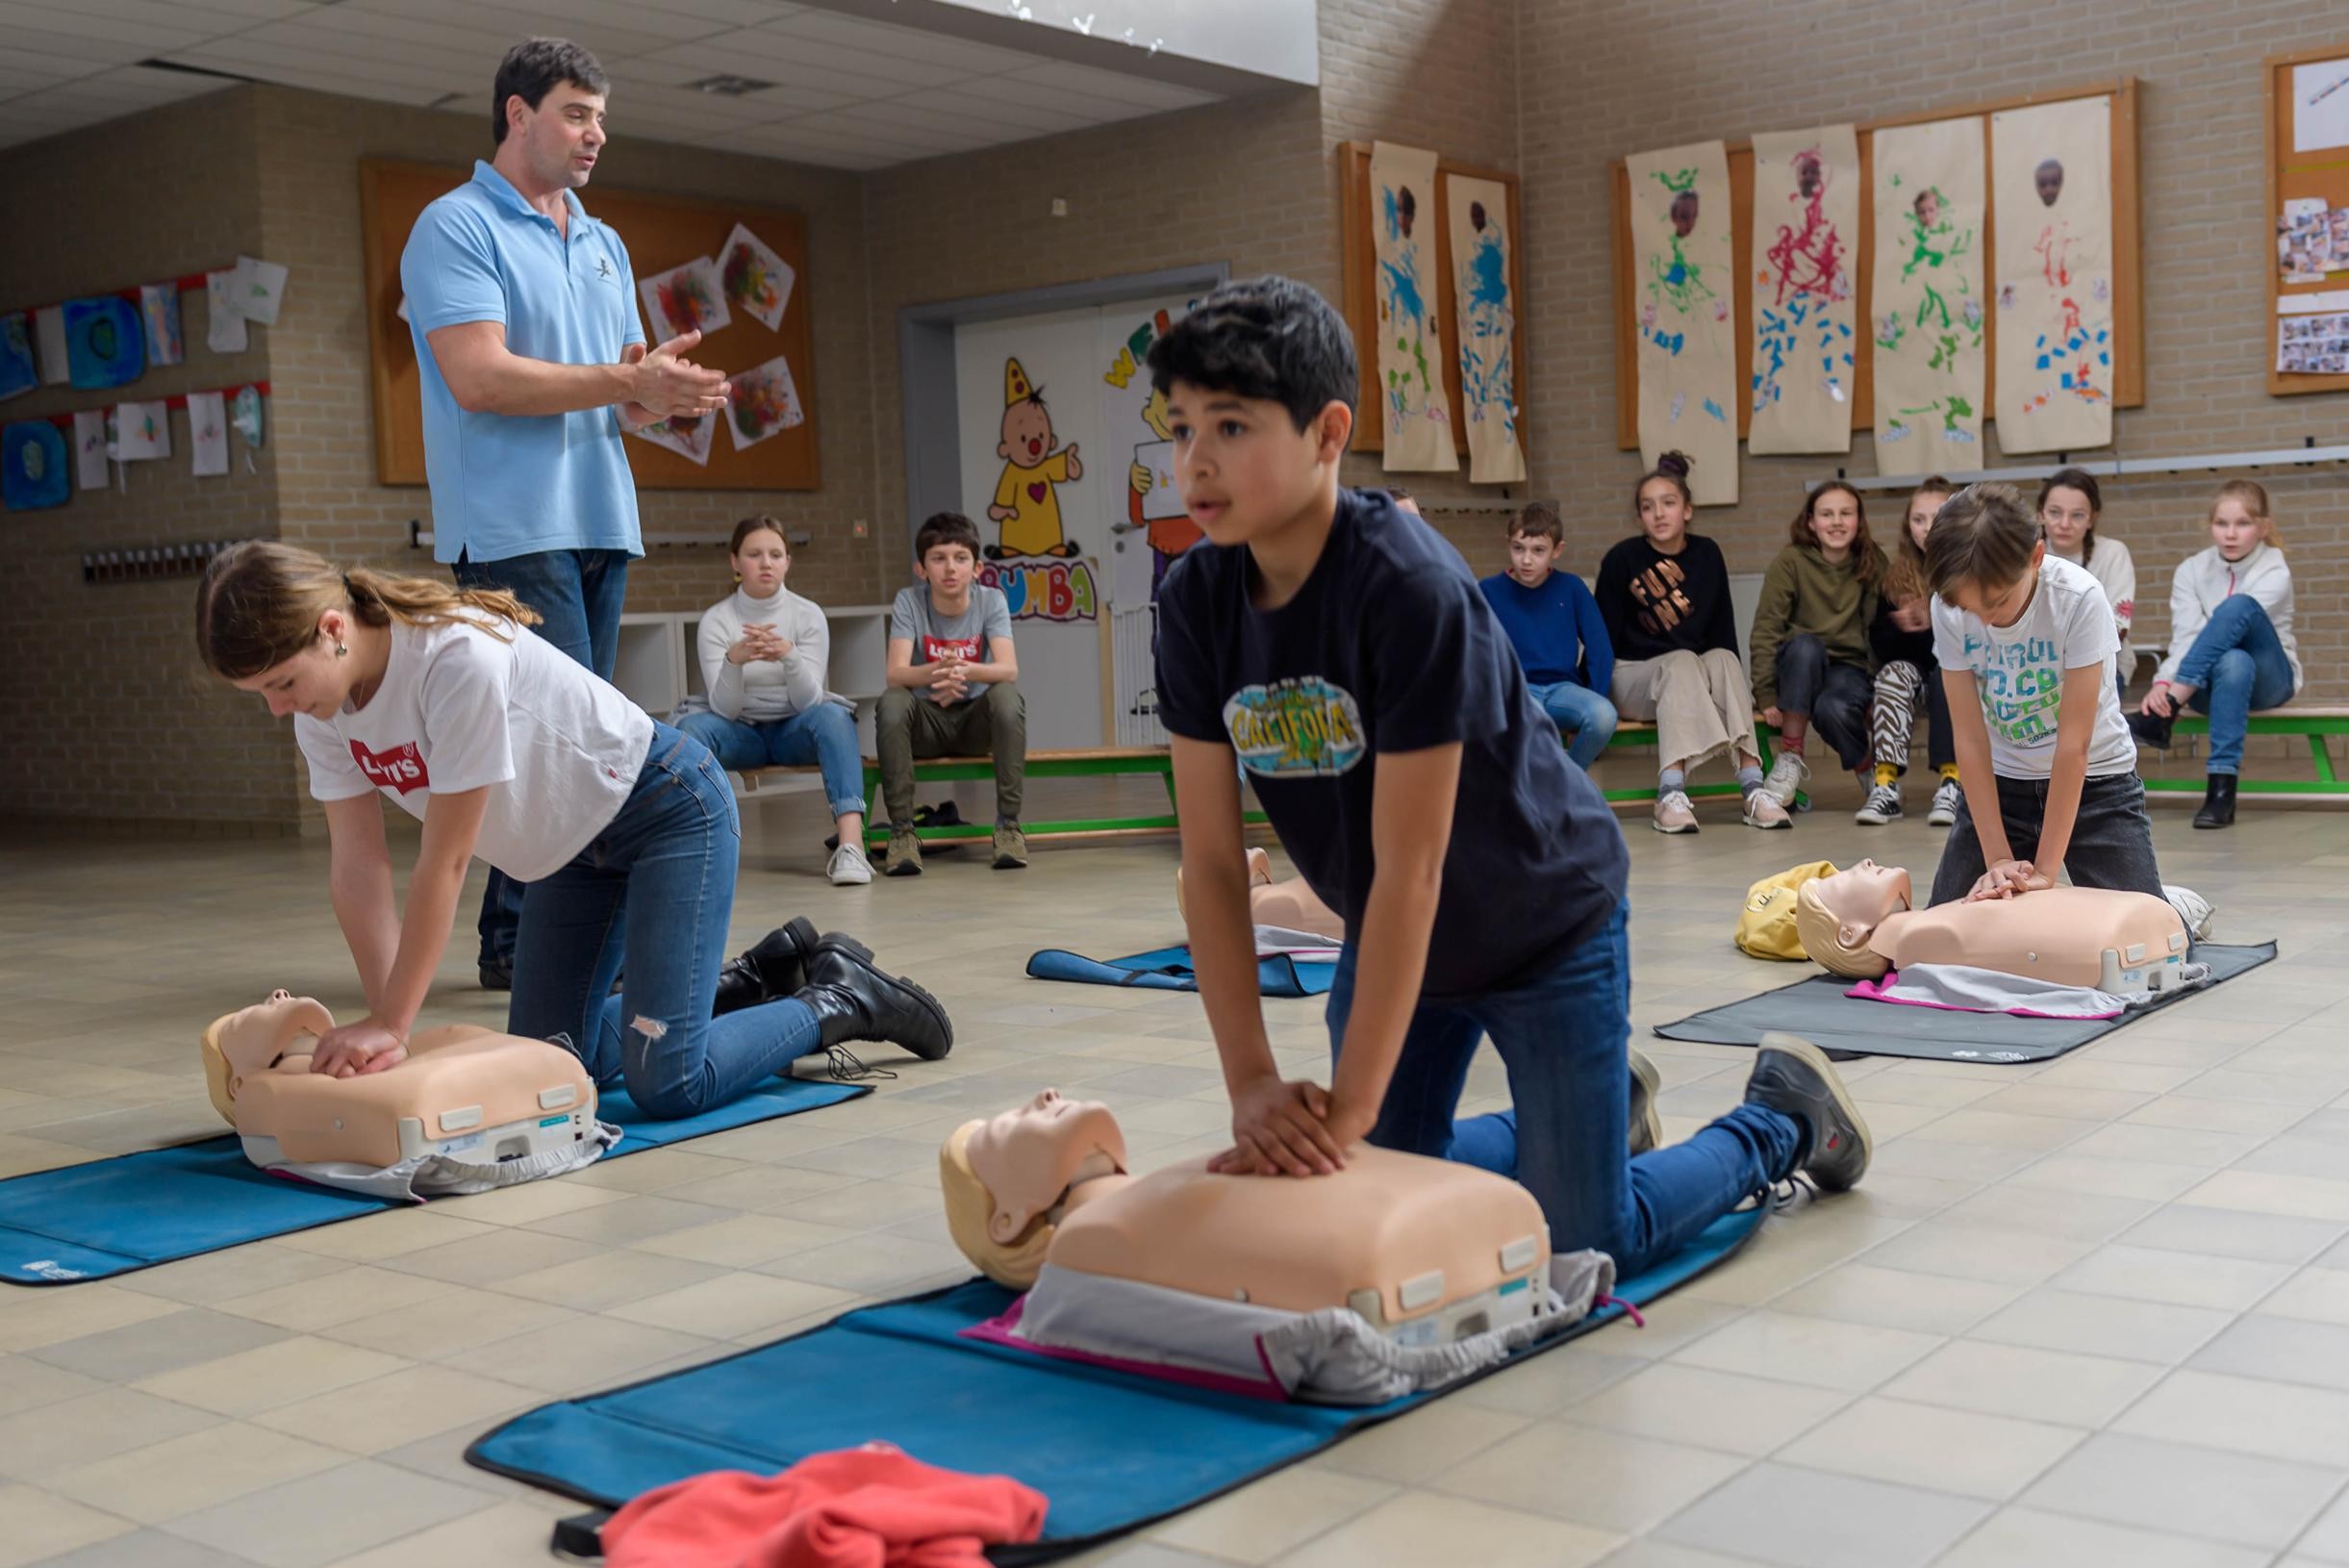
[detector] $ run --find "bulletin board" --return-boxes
[2266,44,2349,395]
[357,158,820,490]
[1337,142,1526,458]
[1610,79,2144,448]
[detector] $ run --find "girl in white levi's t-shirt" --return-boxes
[1923,484,2164,913]
[198,544,950,1118]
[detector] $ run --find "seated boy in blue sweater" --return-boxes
[1479,503,1619,771]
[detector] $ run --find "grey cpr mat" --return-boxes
[1652,942,2277,1063]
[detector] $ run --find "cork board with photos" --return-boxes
[2268,43,2349,393]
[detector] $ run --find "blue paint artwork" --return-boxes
[2,420,68,511]
[0,314,34,401]
[1703,398,1727,422]
[63,296,144,390]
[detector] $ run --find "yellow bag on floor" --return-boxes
[1736,860,1838,960]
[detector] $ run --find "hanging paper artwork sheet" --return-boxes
[228,255,289,327]
[63,296,144,390]
[1870,116,1985,473]
[639,257,731,344]
[72,409,108,490]
[726,353,805,452]
[718,223,795,332]
[231,385,265,457]
[1627,140,1736,504]
[1368,140,1458,473]
[1991,96,2113,453]
[1748,126,1858,454]
[206,269,248,354]
[631,412,717,466]
[0,314,34,401]
[114,400,170,462]
[34,306,69,386]
[2,421,68,511]
[1445,174,1526,483]
[140,283,185,368]
[188,391,229,478]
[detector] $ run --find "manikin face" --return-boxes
[2039,485,2095,555]
[1637,477,1690,551]
[921,542,975,599]
[215,991,334,1080]
[1906,490,1946,553]
[731,528,788,595]
[2211,497,2268,562]
[1507,531,1558,588]
[229,614,359,721]
[965,1089,1126,1243]
[1164,378,1345,550]
[1808,488,1861,557]
[508,82,607,191]
[1812,858,1914,945]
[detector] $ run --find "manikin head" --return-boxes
[940,1090,1127,1289]
[200,990,334,1125]
[1793,861,1914,978]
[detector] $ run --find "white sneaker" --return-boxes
[1761,752,1809,807]
[1855,783,1903,825]
[827,841,875,886]
[1742,788,1792,829]
[1652,789,1700,834]
[1928,777,1963,826]
[2163,883,2215,940]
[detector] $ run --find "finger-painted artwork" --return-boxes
[63,296,145,390]
[2,420,68,510]
[1368,140,1457,473]
[1627,140,1736,503]
[1992,96,2113,453]
[1870,116,1985,473]
[0,314,35,402]
[72,409,108,490]
[725,353,805,452]
[139,282,185,368]
[630,411,717,467]
[113,399,170,462]
[1748,126,1858,454]
[639,256,732,345]
[1445,174,1525,483]
[188,391,229,478]
[718,223,795,332]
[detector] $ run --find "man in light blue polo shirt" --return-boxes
[402,37,729,989]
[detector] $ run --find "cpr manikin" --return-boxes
[1175,847,1345,945]
[201,991,618,1200]
[939,1091,1612,1404]
[1794,861,2191,995]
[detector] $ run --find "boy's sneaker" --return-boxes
[1855,783,1903,825]
[1629,1048,1664,1155]
[1743,1032,1871,1193]
[1742,789,1791,829]
[1928,777,1963,826]
[1761,752,1809,807]
[883,829,923,876]
[827,841,874,886]
[1652,790,1700,834]
[992,822,1028,870]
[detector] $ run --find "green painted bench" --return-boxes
[2136,707,2349,801]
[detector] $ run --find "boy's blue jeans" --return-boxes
[1325,903,1801,1280]
[676,704,868,820]
[1527,680,1620,771]
[510,723,822,1120]
[2172,596,2296,774]
[1926,771,2164,906]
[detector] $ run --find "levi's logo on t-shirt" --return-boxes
[349,739,429,794]
[922,635,982,664]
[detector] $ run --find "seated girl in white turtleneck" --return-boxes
[677,517,873,884]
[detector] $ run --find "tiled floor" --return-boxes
[3,768,2347,1568]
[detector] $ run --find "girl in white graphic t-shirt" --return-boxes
[1922,485,2164,911]
[196,543,950,1115]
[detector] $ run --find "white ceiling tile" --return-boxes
[725,33,968,89]
[455,0,720,59]
[640,0,800,24]
[167,39,460,96]
[157,51,447,107]
[0,2,216,52]
[0,21,154,65]
[913,80,1112,133]
[780,107,989,156]
[767,11,1040,75]
[1002,59,1216,113]
[228,20,493,82]
[826,98,1036,141]
[641,38,902,102]
[270,7,522,60]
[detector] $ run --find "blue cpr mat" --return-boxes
[468,1204,1763,1561]
[0,1078,868,1286]
[1026,944,1336,998]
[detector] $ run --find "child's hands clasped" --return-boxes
[1210,1075,1357,1177]
[1966,859,2053,901]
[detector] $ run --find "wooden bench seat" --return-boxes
[2137,707,2349,803]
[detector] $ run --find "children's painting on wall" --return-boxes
[1369,140,1458,473]
[139,282,185,368]
[63,296,145,391]
[113,400,170,463]
[188,390,229,478]
[1445,174,1525,483]
[2294,57,2349,153]
[639,256,732,344]
[1747,125,1858,455]
[1992,96,2114,453]
[719,223,796,331]
[72,409,107,490]
[631,411,718,466]
[2,420,68,511]
[34,306,69,387]
[1626,139,1736,503]
[1869,115,1985,473]
[986,356,1084,560]
[725,353,804,451]
[0,314,34,402]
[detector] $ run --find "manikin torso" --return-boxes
[1813,862,2188,993]
[203,991,596,1168]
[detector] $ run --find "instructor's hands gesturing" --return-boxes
[625,330,730,421]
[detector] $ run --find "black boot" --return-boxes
[2127,709,2175,749]
[712,917,821,1017]
[2193,773,2237,830]
[794,935,953,1061]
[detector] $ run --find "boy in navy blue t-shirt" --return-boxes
[1150,276,1870,1276]
[1478,501,1619,771]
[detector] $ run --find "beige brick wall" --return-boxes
[1516,0,2349,699]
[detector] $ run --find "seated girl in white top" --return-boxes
[2127,480,2302,830]
[679,517,871,885]
[2037,467,2134,695]
[196,543,949,1116]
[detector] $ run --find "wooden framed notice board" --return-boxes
[358,158,820,490]
[1337,141,1526,458]
[1609,78,2144,448]
[2266,44,2349,396]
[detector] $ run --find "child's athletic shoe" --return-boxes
[1761,752,1809,807]
[883,829,923,876]
[1742,789,1792,829]
[1928,777,1963,826]
[1629,1047,1664,1155]
[1652,790,1700,834]
[828,842,874,885]
[1743,1032,1871,1192]
[992,822,1029,870]
[1854,783,1904,825]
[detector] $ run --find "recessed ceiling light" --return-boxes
[686,75,777,97]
